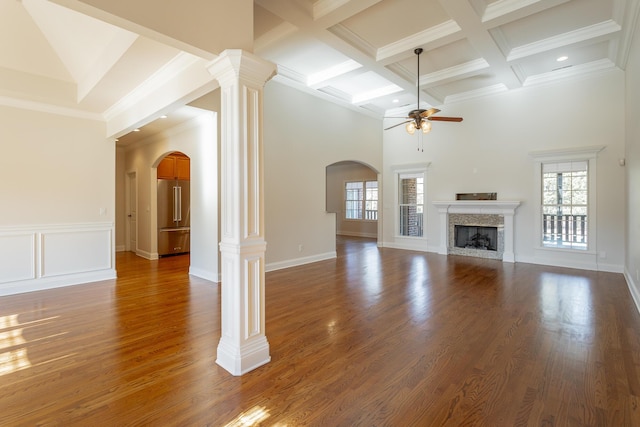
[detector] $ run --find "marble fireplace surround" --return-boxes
[432,201,521,262]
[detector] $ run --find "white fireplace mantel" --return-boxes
[432,201,521,262]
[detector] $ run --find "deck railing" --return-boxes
[543,214,587,244]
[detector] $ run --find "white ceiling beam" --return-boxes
[481,0,571,26]
[419,58,491,88]
[313,0,383,27]
[437,0,523,89]
[375,21,463,64]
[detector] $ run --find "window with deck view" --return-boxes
[345,181,378,220]
[542,161,588,250]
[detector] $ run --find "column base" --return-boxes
[503,252,515,262]
[216,335,271,376]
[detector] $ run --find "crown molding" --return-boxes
[444,84,509,104]
[328,24,377,58]
[0,95,103,121]
[529,145,605,161]
[254,22,298,53]
[613,0,640,68]
[275,64,307,86]
[523,58,617,87]
[104,52,204,122]
[313,0,350,20]
[507,20,621,61]
[483,0,543,22]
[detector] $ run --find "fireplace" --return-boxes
[448,214,504,260]
[432,200,521,262]
[454,225,498,251]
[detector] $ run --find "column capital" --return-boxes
[207,49,277,88]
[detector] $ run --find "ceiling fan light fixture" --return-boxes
[383,47,462,134]
[420,120,432,133]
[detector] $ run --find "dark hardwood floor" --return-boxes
[1,236,639,426]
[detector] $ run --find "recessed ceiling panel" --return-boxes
[428,72,502,100]
[259,32,355,77]
[327,70,398,97]
[0,0,72,81]
[515,41,610,77]
[339,0,450,48]
[396,39,481,76]
[497,0,613,48]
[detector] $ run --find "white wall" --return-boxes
[326,161,378,238]
[383,70,626,272]
[120,109,219,281]
[263,81,383,270]
[625,22,640,310]
[0,106,116,295]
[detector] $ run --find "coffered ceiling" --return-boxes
[1,0,637,144]
[255,0,636,116]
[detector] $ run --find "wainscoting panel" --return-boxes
[41,227,112,277]
[0,232,36,283]
[0,223,116,296]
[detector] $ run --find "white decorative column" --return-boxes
[208,50,276,376]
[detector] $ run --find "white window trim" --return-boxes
[530,145,604,254]
[392,163,431,240]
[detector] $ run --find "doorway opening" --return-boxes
[156,152,191,257]
[125,171,137,253]
[326,160,381,246]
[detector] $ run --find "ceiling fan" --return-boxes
[385,48,463,134]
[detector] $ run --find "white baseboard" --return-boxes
[136,249,158,260]
[0,269,116,297]
[189,266,219,283]
[381,239,429,252]
[516,255,624,273]
[337,231,377,239]
[266,251,336,272]
[624,268,640,315]
[115,245,126,252]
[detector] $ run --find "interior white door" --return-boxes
[128,172,137,253]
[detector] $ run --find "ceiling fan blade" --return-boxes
[419,108,440,118]
[428,116,463,122]
[384,120,412,130]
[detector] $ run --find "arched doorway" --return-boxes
[326,160,381,245]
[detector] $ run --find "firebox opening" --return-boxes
[454,225,498,251]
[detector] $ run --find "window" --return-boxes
[345,180,378,220]
[542,161,588,249]
[399,173,424,237]
[531,145,603,252]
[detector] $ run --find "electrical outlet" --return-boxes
[298,244,303,252]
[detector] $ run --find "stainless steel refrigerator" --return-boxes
[157,179,190,256]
